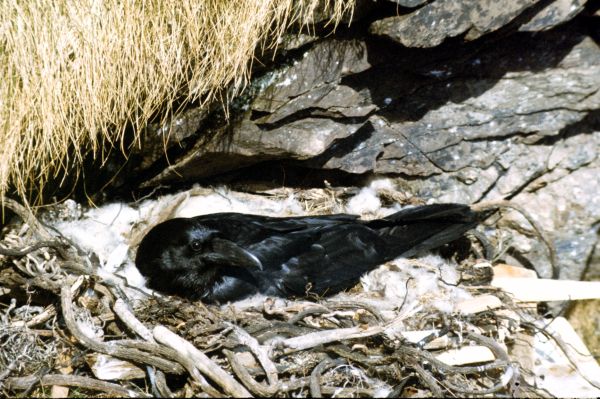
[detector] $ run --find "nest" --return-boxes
[0,190,597,398]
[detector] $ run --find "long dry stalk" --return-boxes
[0,0,354,204]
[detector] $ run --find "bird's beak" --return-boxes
[201,238,263,270]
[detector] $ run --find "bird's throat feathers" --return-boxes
[147,262,220,300]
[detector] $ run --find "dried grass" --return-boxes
[0,0,354,204]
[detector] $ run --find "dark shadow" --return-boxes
[535,108,600,146]
[345,17,591,123]
[202,161,370,192]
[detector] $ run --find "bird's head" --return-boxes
[134,218,262,299]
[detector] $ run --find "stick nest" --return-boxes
[0,195,566,397]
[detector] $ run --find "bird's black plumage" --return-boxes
[135,203,481,303]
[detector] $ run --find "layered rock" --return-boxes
[134,0,599,280]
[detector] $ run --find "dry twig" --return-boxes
[310,356,346,398]
[472,200,558,279]
[226,323,279,390]
[60,282,184,374]
[5,374,148,397]
[153,325,252,397]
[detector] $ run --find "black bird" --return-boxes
[135,203,481,304]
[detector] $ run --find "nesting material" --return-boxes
[435,345,497,366]
[86,354,146,381]
[532,317,600,397]
[455,295,503,315]
[1,182,598,397]
[492,277,600,302]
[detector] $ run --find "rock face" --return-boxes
[134,1,600,281]
[370,0,537,47]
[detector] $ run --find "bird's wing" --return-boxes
[257,214,360,231]
[193,213,359,245]
[248,224,387,297]
[245,229,324,271]
[365,204,479,258]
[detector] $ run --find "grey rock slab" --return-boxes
[143,118,363,185]
[385,0,429,7]
[508,157,600,280]
[252,40,370,113]
[376,138,442,176]
[427,140,509,172]
[369,0,538,48]
[390,65,600,147]
[229,118,363,159]
[391,132,600,281]
[369,36,600,176]
[487,128,600,199]
[410,130,600,281]
[490,143,554,197]
[278,33,319,52]
[141,20,600,189]
[307,116,400,174]
[255,84,377,125]
[502,131,600,279]
[296,32,600,182]
[372,118,443,177]
[520,0,587,31]
[395,165,502,204]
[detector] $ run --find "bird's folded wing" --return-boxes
[251,226,386,297]
[193,213,358,245]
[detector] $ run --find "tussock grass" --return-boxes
[0,0,354,204]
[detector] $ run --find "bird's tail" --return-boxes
[367,203,482,259]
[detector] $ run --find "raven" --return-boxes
[135,203,481,303]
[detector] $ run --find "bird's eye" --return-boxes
[190,240,203,251]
